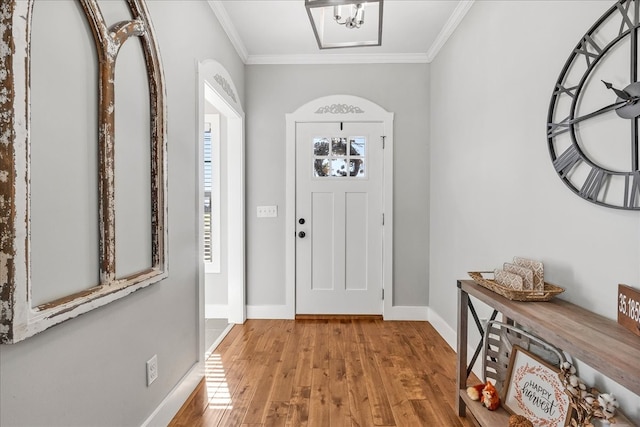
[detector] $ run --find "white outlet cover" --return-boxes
[146,354,158,386]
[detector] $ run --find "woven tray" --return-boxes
[468,271,564,302]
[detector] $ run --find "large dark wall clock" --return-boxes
[548,0,640,210]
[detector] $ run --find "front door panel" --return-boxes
[295,122,383,314]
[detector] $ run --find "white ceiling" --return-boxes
[208,0,474,64]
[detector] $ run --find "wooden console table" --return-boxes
[456,279,640,426]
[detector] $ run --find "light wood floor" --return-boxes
[169,319,475,427]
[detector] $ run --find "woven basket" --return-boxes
[468,271,564,302]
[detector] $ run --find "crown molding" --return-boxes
[209,0,473,66]
[426,0,475,62]
[246,53,430,65]
[207,0,249,63]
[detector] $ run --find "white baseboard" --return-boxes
[246,304,429,321]
[140,363,203,427]
[247,304,294,319]
[383,305,429,321]
[427,307,457,350]
[142,323,235,427]
[428,307,483,380]
[205,304,228,319]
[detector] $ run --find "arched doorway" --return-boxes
[197,60,246,360]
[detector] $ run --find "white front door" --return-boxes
[295,121,384,314]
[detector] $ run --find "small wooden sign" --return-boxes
[503,346,571,426]
[618,284,640,337]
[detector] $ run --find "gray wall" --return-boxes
[245,63,430,307]
[430,1,639,423]
[0,2,244,426]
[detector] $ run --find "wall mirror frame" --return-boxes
[0,0,167,344]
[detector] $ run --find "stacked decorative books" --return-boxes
[494,257,544,292]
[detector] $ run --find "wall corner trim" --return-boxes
[426,0,475,62]
[207,1,249,63]
[428,307,483,379]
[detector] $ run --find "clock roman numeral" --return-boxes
[580,168,609,201]
[617,0,637,36]
[624,171,640,208]
[553,144,582,177]
[547,116,571,138]
[575,35,602,67]
[553,83,578,99]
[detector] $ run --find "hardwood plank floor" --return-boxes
[169,319,476,427]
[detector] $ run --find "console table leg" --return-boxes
[456,281,469,417]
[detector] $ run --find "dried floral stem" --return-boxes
[560,362,619,427]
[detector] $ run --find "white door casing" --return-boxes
[296,122,384,314]
[285,95,394,318]
[197,59,245,366]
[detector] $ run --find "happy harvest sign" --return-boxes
[503,346,571,427]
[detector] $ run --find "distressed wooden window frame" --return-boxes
[0,0,168,344]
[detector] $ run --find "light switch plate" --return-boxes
[257,205,277,218]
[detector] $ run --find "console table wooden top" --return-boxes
[458,279,640,396]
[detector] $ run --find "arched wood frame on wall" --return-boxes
[0,0,168,344]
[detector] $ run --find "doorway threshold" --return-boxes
[295,314,383,320]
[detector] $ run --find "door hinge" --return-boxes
[382,213,385,226]
[382,288,385,300]
[381,135,386,149]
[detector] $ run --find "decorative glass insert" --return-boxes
[312,135,366,178]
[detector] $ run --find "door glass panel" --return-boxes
[350,159,365,177]
[331,159,348,177]
[312,135,366,178]
[350,137,365,156]
[314,137,330,155]
[314,159,330,177]
[332,137,347,156]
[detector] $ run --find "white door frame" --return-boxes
[285,95,394,318]
[197,60,246,358]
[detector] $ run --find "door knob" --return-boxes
[298,231,306,238]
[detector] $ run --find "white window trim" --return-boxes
[204,111,221,273]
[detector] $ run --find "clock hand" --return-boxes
[602,80,632,100]
[568,98,638,124]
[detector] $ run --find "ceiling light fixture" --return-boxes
[305,0,383,50]
[334,3,364,29]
